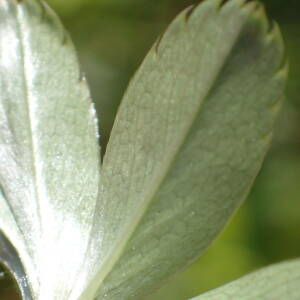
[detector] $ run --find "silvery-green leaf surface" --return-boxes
[77,0,287,299]
[0,0,100,299]
[191,259,300,299]
[0,0,287,300]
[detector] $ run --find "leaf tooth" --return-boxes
[219,0,260,11]
[265,22,288,80]
[20,0,67,46]
[153,31,164,54]
[62,31,70,46]
[241,0,262,10]
[266,21,286,57]
[260,131,273,145]
[270,96,284,115]
[38,0,47,21]
[185,2,202,22]
[274,59,289,81]
[268,62,288,119]
[245,1,273,38]
[218,0,233,8]
[155,0,217,54]
[244,3,287,80]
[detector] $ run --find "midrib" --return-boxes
[15,3,43,242]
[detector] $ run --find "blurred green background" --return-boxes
[1,0,300,299]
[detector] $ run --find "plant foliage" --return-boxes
[0,0,290,299]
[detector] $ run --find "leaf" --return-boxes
[77,0,287,299]
[190,259,300,299]
[0,0,100,299]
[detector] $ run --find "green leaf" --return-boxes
[0,0,100,298]
[79,0,287,299]
[0,0,288,299]
[191,259,300,299]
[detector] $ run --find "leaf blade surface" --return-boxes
[0,0,101,298]
[79,0,287,299]
[191,259,300,300]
